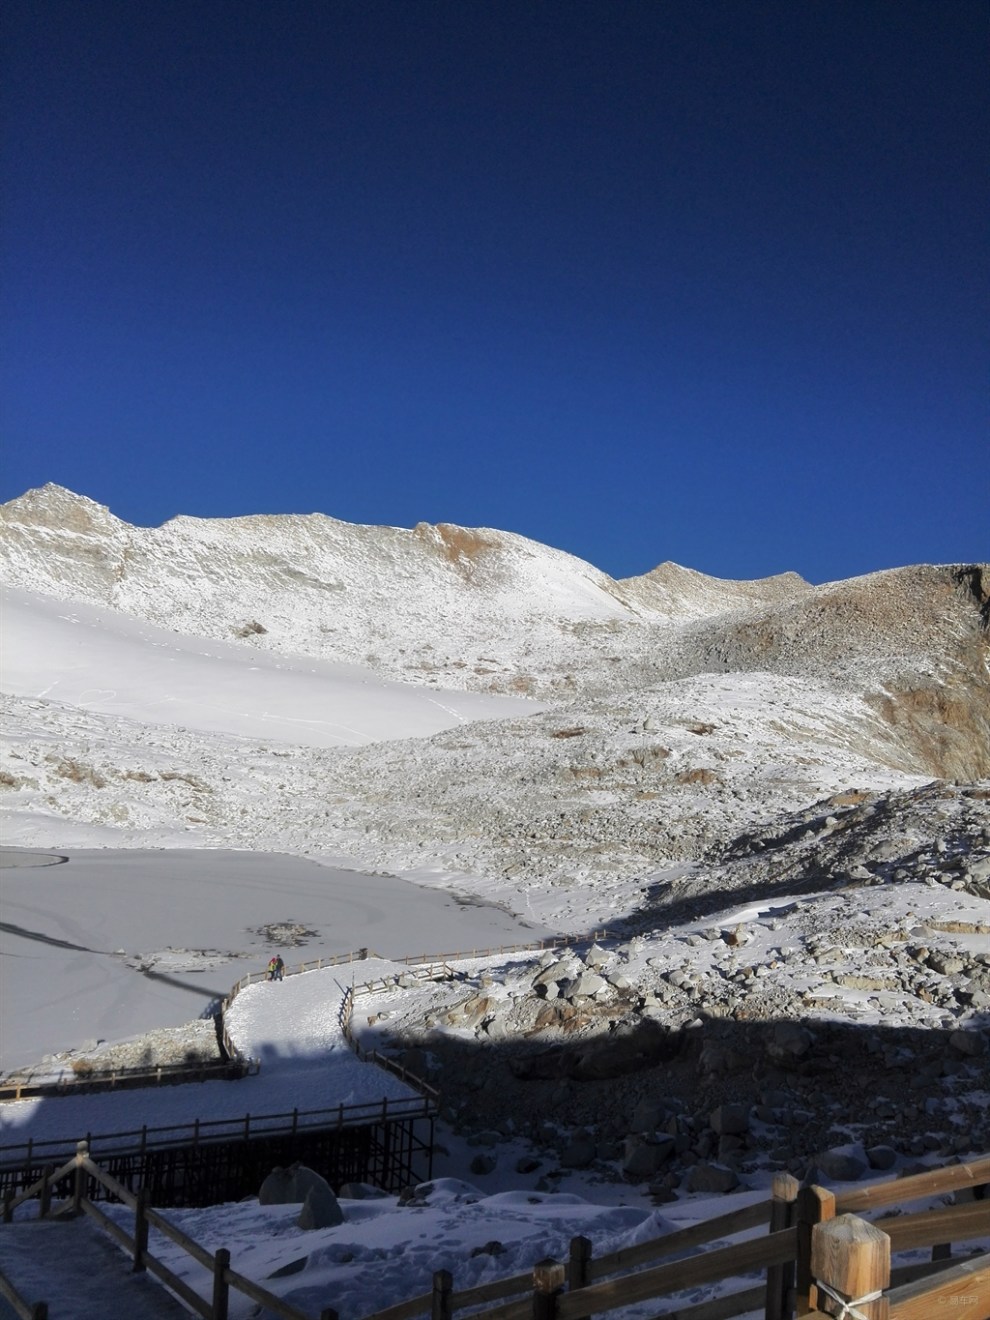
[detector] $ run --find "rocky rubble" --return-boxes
[355,781,990,1196]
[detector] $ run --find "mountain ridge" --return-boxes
[2,484,987,779]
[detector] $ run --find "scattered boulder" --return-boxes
[766,1022,814,1064]
[297,1185,345,1229]
[630,1099,666,1133]
[709,1103,749,1136]
[560,1134,597,1169]
[338,1182,389,1200]
[814,1149,867,1182]
[564,971,607,1000]
[722,925,754,947]
[622,1135,675,1179]
[866,1145,898,1171]
[949,1030,987,1056]
[686,1163,739,1194]
[470,1240,505,1258]
[267,1256,309,1278]
[259,1164,334,1206]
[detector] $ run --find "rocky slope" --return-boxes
[1,483,988,1188]
[357,781,990,1192]
[3,485,987,779]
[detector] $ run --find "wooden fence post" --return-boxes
[431,1268,453,1320]
[568,1234,593,1289]
[3,1191,13,1223]
[795,1184,835,1315]
[766,1171,799,1320]
[532,1258,565,1320]
[810,1214,889,1319]
[212,1247,231,1320]
[39,1165,55,1219]
[72,1141,89,1214]
[133,1187,150,1272]
[568,1235,592,1320]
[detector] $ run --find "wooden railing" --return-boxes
[0,936,600,1104]
[2,1142,335,1320]
[2,1147,987,1320]
[0,1265,47,1320]
[352,1155,990,1320]
[0,946,450,1191]
[0,1055,255,1104]
[0,1089,435,1191]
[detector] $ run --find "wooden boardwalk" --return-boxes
[1,1216,189,1318]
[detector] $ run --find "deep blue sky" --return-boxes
[2,1,986,583]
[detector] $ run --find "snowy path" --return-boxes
[0,1217,189,1318]
[0,962,423,1157]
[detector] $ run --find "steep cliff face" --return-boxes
[866,567,990,780]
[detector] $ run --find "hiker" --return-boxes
[268,955,284,982]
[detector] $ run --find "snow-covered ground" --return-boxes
[0,847,549,1073]
[1,495,987,1317]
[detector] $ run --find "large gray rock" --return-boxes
[710,1103,749,1135]
[815,1149,867,1182]
[686,1163,739,1194]
[533,956,581,989]
[259,1163,334,1206]
[560,1134,597,1169]
[630,1099,666,1133]
[866,1145,898,1171]
[950,1029,987,1056]
[565,971,607,999]
[767,1022,814,1064]
[297,1185,345,1229]
[622,1135,675,1179]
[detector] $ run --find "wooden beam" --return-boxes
[796,1185,835,1315]
[838,1155,990,1215]
[881,1200,990,1253]
[887,1251,990,1320]
[767,1171,800,1320]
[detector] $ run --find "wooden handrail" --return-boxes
[2,1151,80,1219]
[0,1056,254,1104]
[0,1089,434,1174]
[0,1265,48,1320]
[5,1149,334,1320]
[838,1153,990,1213]
[5,1143,987,1320]
[888,1250,990,1320]
[554,1226,798,1319]
[142,1251,212,1318]
[588,1197,770,1279]
[881,1199,990,1253]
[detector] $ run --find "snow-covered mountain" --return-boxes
[3,485,987,782]
[1,484,988,1316]
[2,484,988,894]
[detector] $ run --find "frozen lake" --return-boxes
[0,847,550,1070]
